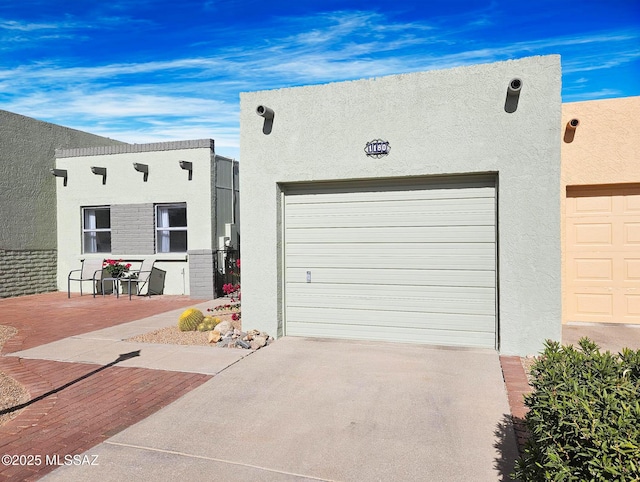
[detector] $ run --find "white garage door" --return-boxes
[283,175,497,348]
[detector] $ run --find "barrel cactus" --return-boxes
[178,308,205,332]
[197,316,221,332]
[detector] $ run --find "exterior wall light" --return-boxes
[256,105,274,135]
[133,162,149,182]
[504,78,523,113]
[90,166,107,185]
[179,160,193,180]
[50,168,68,187]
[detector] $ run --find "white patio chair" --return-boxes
[123,259,156,300]
[67,258,104,298]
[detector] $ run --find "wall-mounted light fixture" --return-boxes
[504,78,523,113]
[91,166,107,185]
[50,168,68,187]
[133,162,149,182]
[179,160,193,181]
[256,105,275,135]
[564,118,580,144]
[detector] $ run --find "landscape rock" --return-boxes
[235,339,251,349]
[215,320,233,335]
[208,330,222,343]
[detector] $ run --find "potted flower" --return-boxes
[103,259,132,278]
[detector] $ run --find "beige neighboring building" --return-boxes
[562,96,640,324]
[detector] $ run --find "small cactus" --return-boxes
[178,308,205,332]
[197,316,221,332]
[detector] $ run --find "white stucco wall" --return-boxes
[55,142,215,295]
[240,55,562,356]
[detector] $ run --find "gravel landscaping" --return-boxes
[127,312,242,346]
[0,325,30,427]
[128,325,227,346]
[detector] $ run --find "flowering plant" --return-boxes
[103,259,131,278]
[222,283,240,295]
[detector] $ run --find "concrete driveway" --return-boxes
[43,337,518,481]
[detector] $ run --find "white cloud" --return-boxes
[0,20,60,31]
[0,8,637,158]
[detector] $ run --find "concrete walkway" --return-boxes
[7,300,252,375]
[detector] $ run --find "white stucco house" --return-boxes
[54,139,239,299]
[239,55,562,356]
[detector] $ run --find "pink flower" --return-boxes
[236,259,241,268]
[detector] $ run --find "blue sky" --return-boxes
[1,1,638,159]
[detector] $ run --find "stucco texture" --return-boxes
[562,97,640,187]
[0,110,124,251]
[240,55,562,356]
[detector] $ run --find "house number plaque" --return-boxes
[364,139,390,158]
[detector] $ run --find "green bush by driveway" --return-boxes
[513,338,640,481]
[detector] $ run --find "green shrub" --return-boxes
[513,338,640,481]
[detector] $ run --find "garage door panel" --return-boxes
[625,259,640,281]
[624,223,640,245]
[284,186,495,204]
[285,196,495,214]
[566,185,640,324]
[285,211,495,229]
[625,295,640,316]
[286,242,494,256]
[573,258,613,281]
[575,293,613,315]
[572,196,613,214]
[287,296,494,316]
[285,267,495,287]
[624,195,640,212]
[284,176,497,347]
[286,283,495,301]
[285,254,495,271]
[285,225,495,244]
[286,321,495,348]
[569,223,613,245]
[286,307,496,332]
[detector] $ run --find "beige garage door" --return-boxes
[566,185,640,324]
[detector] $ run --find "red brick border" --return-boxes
[499,356,532,454]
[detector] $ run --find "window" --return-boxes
[82,207,111,253]
[156,203,187,253]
